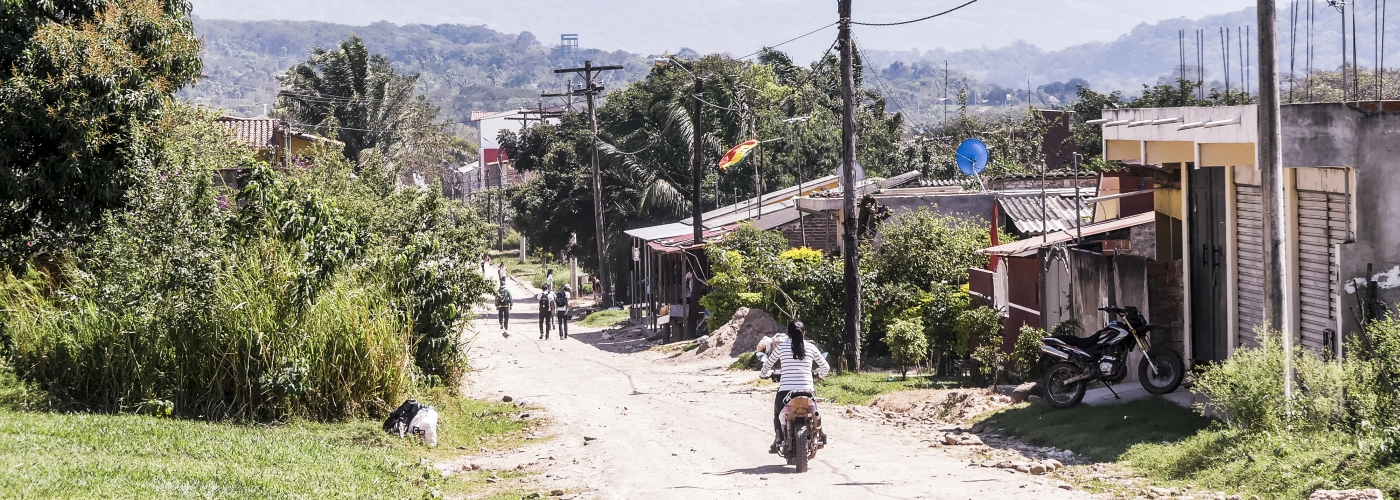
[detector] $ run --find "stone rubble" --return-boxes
[1310,490,1385,500]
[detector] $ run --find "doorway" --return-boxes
[1188,167,1228,362]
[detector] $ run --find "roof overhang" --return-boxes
[978,212,1154,257]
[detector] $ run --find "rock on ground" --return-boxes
[1310,490,1385,500]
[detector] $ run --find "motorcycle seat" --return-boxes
[784,391,816,403]
[1049,333,1103,350]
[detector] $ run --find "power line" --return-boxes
[738,22,839,60]
[851,0,980,26]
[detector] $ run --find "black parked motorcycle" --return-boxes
[1039,306,1184,408]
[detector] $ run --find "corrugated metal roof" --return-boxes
[624,222,695,241]
[997,193,1094,235]
[978,212,1155,257]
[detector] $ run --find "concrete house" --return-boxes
[1099,102,1400,364]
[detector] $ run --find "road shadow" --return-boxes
[707,464,791,476]
[565,327,655,354]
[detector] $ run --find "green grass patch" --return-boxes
[728,351,758,371]
[0,386,531,499]
[816,371,963,406]
[975,397,1212,463]
[1123,426,1400,499]
[579,309,629,327]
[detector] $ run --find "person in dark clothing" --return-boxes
[556,284,572,339]
[494,283,512,329]
[538,285,556,340]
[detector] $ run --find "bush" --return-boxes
[883,318,928,379]
[958,306,1005,384]
[1012,324,1047,381]
[1194,328,1346,432]
[0,106,490,421]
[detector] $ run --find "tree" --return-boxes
[277,34,450,167]
[884,318,928,379]
[0,0,203,267]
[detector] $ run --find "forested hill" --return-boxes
[182,17,653,130]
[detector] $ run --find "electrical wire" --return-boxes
[737,22,839,60]
[851,0,980,26]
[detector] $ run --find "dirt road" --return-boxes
[459,279,1089,499]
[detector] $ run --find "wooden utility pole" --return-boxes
[689,76,705,339]
[555,61,624,308]
[838,0,862,371]
[1257,0,1292,398]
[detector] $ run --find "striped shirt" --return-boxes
[759,340,831,391]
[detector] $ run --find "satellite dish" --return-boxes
[955,138,989,176]
[836,161,865,188]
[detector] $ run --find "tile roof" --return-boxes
[216,116,278,149]
[978,212,1155,257]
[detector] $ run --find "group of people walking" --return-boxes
[492,266,573,340]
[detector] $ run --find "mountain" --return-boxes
[182,17,653,134]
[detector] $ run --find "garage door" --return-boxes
[1235,184,1265,347]
[1296,189,1347,353]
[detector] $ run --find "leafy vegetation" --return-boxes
[580,310,629,328]
[883,318,927,379]
[0,104,491,421]
[1117,320,1400,498]
[0,0,203,266]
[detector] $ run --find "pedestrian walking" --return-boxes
[494,283,512,329]
[537,285,556,340]
[591,275,601,300]
[497,262,508,284]
[556,284,572,339]
[481,254,489,274]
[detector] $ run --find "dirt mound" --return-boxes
[688,307,786,359]
[859,388,1013,425]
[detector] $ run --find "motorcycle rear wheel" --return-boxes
[1138,347,1184,395]
[1042,362,1087,408]
[793,425,809,473]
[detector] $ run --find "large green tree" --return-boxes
[0,0,202,266]
[276,34,452,169]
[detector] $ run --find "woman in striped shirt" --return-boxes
[759,320,830,453]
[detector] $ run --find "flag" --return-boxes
[717,139,759,171]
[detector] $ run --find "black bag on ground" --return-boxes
[383,399,426,436]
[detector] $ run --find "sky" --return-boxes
[191,0,1260,60]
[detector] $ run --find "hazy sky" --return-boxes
[193,0,1259,60]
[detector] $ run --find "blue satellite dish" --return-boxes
[955,138,989,176]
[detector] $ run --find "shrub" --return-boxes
[958,306,1005,384]
[1194,328,1345,432]
[883,318,928,379]
[1012,324,1047,381]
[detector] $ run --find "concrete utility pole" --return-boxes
[1257,0,1293,399]
[690,76,705,340]
[555,61,624,308]
[838,0,862,371]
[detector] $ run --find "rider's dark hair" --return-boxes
[788,320,806,360]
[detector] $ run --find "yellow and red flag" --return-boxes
[717,139,759,171]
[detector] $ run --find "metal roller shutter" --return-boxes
[1236,184,1265,347]
[1295,189,1347,353]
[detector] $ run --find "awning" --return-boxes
[978,212,1154,257]
[624,222,694,241]
[646,225,739,254]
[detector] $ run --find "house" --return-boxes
[215,116,342,186]
[470,108,557,195]
[1093,101,1400,365]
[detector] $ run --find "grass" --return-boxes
[490,256,591,293]
[0,384,532,499]
[579,309,629,327]
[1122,426,1400,499]
[816,371,964,406]
[972,397,1213,463]
[728,352,759,370]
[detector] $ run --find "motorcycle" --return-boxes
[1039,306,1185,408]
[777,391,825,473]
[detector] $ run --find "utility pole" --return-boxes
[555,61,624,308]
[1258,0,1293,399]
[838,0,862,371]
[689,76,705,340]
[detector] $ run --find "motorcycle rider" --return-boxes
[759,320,830,454]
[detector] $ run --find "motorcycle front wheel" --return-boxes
[1138,347,1185,394]
[1042,362,1087,408]
[793,424,809,473]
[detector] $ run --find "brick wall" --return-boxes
[1146,259,1186,356]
